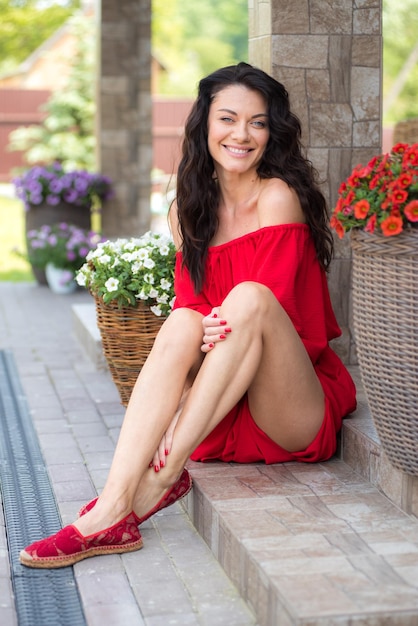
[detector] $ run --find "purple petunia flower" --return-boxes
[46,194,61,206]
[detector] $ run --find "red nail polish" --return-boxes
[160,460,165,468]
[220,334,226,339]
[208,343,214,348]
[220,320,227,325]
[213,313,218,318]
[154,464,160,473]
[225,327,232,333]
[165,449,169,456]
[149,461,153,467]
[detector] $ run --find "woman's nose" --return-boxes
[231,122,249,141]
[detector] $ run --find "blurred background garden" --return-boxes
[1,0,417,282]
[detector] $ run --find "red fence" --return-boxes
[0,89,193,182]
[0,88,50,181]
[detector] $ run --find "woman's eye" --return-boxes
[220,116,234,123]
[252,120,266,128]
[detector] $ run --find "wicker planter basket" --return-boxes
[94,296,165,406]
[351,228,418,475]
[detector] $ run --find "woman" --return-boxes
[20,63,356,568]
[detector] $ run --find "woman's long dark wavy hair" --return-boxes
[175,62,334,293]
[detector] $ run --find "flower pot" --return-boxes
[25,201,91,284]
[93,296,166,406]
[351,228,418,475]
[45,263,77,295]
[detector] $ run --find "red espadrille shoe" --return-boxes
[78,468,192,524]
[19,511,143,569]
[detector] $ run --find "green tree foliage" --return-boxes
[8,14,96,170]
[0,0,80,76]
[152,0,248,95]
[383,0,418,123]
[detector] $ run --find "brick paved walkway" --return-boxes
[0,282,256,626]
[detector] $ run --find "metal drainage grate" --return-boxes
[0,349,86,626]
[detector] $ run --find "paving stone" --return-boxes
[3,282,418,626]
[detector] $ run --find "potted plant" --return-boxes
[330,142,418,475]
[27,223,103,294]
[76,231,176,405]
[13,162,112,283]
[330,142,418,237]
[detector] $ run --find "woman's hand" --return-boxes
[150,388,190,472]
[201,307,232,353]
[150,410,180,472]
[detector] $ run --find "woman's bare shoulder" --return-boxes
[168,200,182,249]
[257,178,305,226]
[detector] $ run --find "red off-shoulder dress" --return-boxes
[173,224,357,464]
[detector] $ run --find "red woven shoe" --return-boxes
[78,468,192,524]
[19,511,143,569]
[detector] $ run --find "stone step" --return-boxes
[341,367,418,519]
[184,414,418,625]
[73,304,418,625]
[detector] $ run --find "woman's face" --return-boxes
[207,84,269,176]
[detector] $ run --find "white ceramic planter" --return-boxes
[45,263,77,295]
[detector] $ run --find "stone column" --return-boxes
[248,0,382,364]
[98,0,152,237]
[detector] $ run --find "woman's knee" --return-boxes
[154,307,203,348]
[221,281,279,320]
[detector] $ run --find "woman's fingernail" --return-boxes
[220,334,226,339]
[165,449,169,456]
[220,320,227,325]
[149,461,153,467]
[154,464,160,473]
[213,313,218,318]
[160,460,165,468]
[225,327,232,333]
[208,343,214,348]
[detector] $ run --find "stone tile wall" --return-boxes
[249,0,383,364]
[99,0,152,238]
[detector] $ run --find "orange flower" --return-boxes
[403,147,418,166]
[387,188,408,204]
[380,215,403,236]
[392,142,408,154]
[365,214,377,233]
[396,172,412,188]
[353,199,370,219]
[330,215,345,239]
[404,199,418,222]
[345,190,355,204]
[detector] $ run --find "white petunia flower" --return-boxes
[150,304,163,316]
[160,278,171,290]
[97,253,112,264]
[76,271,87,286]
[159,244,170,256]
[105,277,119,292]
[143,257,155,269]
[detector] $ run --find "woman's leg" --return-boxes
[74,307,204,533]
[77,281,324,534]
[160,281,324,473]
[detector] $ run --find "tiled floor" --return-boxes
[1,281,418,626]
[0,283,256,626]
